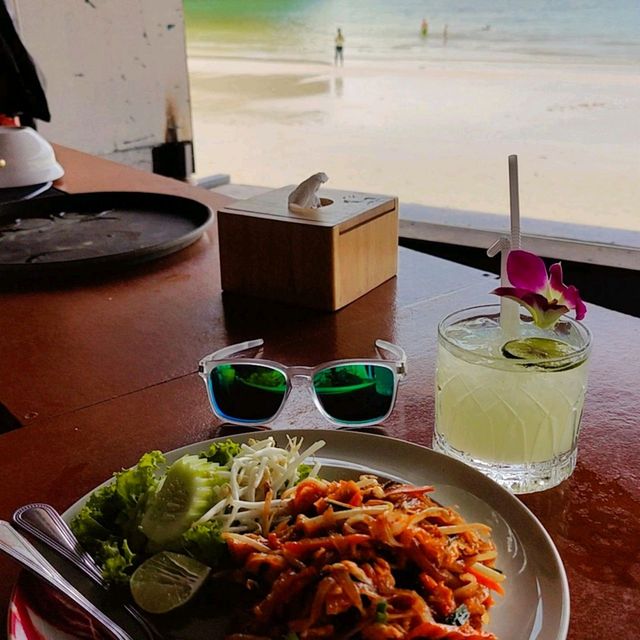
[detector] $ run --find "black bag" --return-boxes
[0,0,50,123]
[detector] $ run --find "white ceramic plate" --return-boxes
[9,429,569,640]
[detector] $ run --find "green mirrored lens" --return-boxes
[313,364,395,424]
[209,364,286,423]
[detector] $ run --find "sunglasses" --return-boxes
[198,339,407,427]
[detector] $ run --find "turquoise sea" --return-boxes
[184,0,640,66]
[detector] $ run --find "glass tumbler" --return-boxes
[433,304,592,494]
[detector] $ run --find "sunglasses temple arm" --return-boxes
[375,340,408,376]
[209,338,265,360]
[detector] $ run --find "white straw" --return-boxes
[487,156,522,337]
[508,155,521,251]
[502,155,521,335]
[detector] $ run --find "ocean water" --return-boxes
[184,0,640,65]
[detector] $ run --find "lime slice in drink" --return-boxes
[130,551,210,614]
[502,337,575,365]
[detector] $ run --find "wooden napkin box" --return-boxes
[217,186,398,310]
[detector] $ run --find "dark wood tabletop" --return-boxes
[0,146,638,640]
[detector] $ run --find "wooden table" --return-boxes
[1,146,638,639]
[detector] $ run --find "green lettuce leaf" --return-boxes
[98,538,135,584]
[181,519,227,567]
[114,450,166,541]
[297,463,313,481]
[199,440,241,467]
[70,450,165,581]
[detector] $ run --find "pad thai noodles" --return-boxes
[221,474,503,639]
[70,436,504,638]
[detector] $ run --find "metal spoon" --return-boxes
[13,503,162,639]
[0,520,133,640]
[13,503,104,581]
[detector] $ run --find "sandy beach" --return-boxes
[188,55,640,233]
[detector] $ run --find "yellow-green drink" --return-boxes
[434,305,591,493]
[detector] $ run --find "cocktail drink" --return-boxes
[434,304,591,494]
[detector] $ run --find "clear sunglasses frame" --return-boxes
[198,339,407,427]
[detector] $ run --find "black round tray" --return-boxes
[0,191,213,275]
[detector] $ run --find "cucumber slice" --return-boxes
[130,551,210,614]
[502,337,575,361]
[140,455,220,546]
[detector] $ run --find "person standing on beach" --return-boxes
[335,28,344,65]
[421,18,429,38]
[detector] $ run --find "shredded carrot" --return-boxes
[468,565,505,596]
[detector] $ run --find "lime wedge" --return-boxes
[502,337,575,363]
[130,551,210,614]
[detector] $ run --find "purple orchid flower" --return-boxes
[492,250,587,329]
